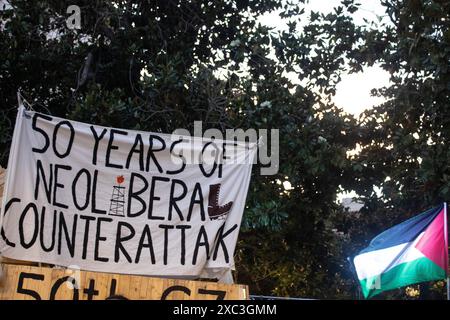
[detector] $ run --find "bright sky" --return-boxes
[334,66,390,115]
[257,0,392,116]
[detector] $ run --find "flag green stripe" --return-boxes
[359,257,446,298]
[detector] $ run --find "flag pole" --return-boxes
[444,202,449,300]
[347,256,362,300]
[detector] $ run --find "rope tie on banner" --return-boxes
[17,88,34,111]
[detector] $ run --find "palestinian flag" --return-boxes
[353,203,448,299]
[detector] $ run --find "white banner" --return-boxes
[0,106,256,280]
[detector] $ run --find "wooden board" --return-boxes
[0,264,248,300]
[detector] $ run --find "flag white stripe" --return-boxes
[354,232,425,280]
